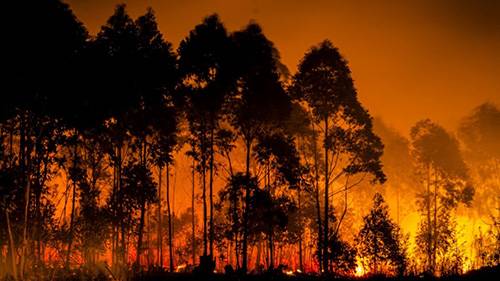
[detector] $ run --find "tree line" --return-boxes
[1,1,499,280]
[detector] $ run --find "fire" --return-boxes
[175,264,187,272]
[355,265,364,277]
[355,258,365,277]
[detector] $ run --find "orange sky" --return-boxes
[65,0,500,134]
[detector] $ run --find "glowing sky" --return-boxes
[65,0,500,134]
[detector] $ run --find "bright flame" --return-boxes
[284,270,294,276]
[355,259,365,277]
[175,264,187,272]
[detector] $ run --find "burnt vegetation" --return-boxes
[0,1,499,281]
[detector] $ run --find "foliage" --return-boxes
[356,194,406,276]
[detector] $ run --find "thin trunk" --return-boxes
[298,188,304,272]
[433,169,438,272]
[191,159,196,264]
[65,141,77,269]
[118,149,126,265]
[19,115,31,279]
[311,122,322,272]
[111,149,117,268]
[158,165,163,267]
[136,203,146,267]
[166,163,174,272]
[426,165,432,273]
[209,127,214,258]
[146,209,151,267]
[322,118,329,272]
[242,139,251,272]
[20,171,30,278]
[202,136,208,258]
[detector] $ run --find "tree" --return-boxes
[291,40,385,272]
[253,132,303,269]
[136,8,178,271]
[217,173,252,270]
[230,22,292,272]
[3,0,87,277]
[356,193,406,276]
[178,14,235,265]
[458,103,500,229]
[249,188,297,270]
[93,5,178,271]
[410,119,473,274]
[459,104,500,268]
[120,163,157,267]
[325,233,357,275]
[92,5,140,269]
[74,135,111,265]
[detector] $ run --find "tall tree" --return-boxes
[410,119,473,274]
[458,103,500,220]
[230,22,292,272]
[291,40,385,272]
[4,0,87,276]
[178,14,235,266]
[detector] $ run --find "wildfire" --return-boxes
[355,259,365,277]
[175,264,187,272]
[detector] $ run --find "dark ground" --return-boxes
[130,265,499,281]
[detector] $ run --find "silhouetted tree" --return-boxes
[216,173,248,270]
[410,119,473,274]
[3,0,88,277]
[120,163,158,267]
[291,40,386,272]
[325,233,357,275]
[178,14,235,267]
[356,193,406,276]
[230,22,292,272]
[249,188,297,270]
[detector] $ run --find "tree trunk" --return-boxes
[242,139,252,272]
[310,122,323,272]
[166,163,174,272]
[202,136,208,258]
[20,172,31,278]
[433,169,438,273]
[65,140,78,269]
[426,165,432,273]
[209,126,215,258]
[322,118,329,272]
[191,159,196,265]
[298,188,304,272]
[19,115,31,279]
[136,202,147,267]
[158,165,163,267]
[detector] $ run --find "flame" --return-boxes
[175,264,187,272]
[355,259,365,277]
[284,270,294,276]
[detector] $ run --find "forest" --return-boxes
[1,1,499,281]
